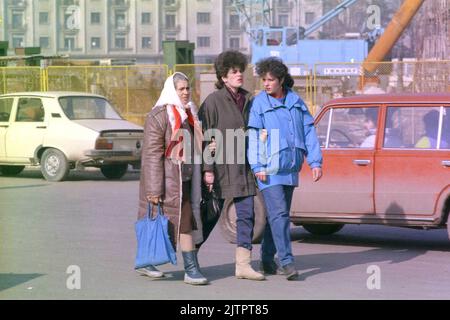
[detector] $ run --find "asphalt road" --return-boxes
[1,168,450,300]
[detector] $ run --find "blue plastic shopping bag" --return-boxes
[134,203,177,269]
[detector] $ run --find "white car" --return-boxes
[0,92,144,181]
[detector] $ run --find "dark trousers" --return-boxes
[233,196,255,250]
[260,185,295,267]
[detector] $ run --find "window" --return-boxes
[197,12,210,24]
[383,106,449,149]
[91,37,101,49]
[0,98,14,122]
[197,36,210,47]
[229,37,239,49]
[165,0,175,5]
[142,37,152,49]
[64,37,75,50]
[39,37,50,49]
[12,13,23,29]
[91,12,101,24]
[12,36,24,48]
[229,14,240,29]
[59,97,122,120]
[16,98,45,122]
[278,14,289,27]
[141,12,151,24]
[286,28,298,45]
[64,13,72,29]
[316,109,331,148]
[115,12,126,28]
[165,14,175,28]
[318,107,379,149]
[115,37,126,49]
[266,30,282,46]
[305,12,315,25]
[39,12,49,24]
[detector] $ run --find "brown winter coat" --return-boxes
[198,87,256,199]
[138,105,202,249]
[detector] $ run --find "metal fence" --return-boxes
[313,60,450,109]
[0,67,44,94]
[1,60,449,125]
[46,65,168,126]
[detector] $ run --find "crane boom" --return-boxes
[304,0,359,37]
[362,0,424,73]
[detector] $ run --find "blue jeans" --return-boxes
[233,196,254,250]
[260,185,295,267]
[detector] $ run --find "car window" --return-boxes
[316,108,330,148]
[0,98,14,122]
[59,97,122,120]
[15,98,45,122]
[319,107,379,149]
[383,106,449,149]
[442,107,450,149]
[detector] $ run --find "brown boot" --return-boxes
[235,247,265,281]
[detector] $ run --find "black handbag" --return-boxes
[196,186,223,248]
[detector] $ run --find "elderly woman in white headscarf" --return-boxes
[136,72,207,285]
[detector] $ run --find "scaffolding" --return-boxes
[413,0,450,91]
[414,0,449,60]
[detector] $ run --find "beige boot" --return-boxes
[235,247,265,280]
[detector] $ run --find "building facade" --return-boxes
[0,0,330,64]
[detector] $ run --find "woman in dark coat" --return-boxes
[137,72,207,285]
[199,51,265,281]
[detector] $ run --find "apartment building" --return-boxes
[0,0,326,63]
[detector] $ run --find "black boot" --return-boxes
[182,251,208,285]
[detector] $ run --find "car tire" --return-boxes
[219,189,266,244]
[0,165,25,176]
[302,223,345,235]
[40,148,70,182]
[447,219,450,241]
[100,164,128,180]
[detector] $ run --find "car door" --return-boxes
[292,105,379,217]
[375,105,450,218]
[0,97,15,162]
[5,97,47,162]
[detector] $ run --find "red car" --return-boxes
[219,93,450,242]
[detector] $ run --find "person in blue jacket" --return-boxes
[247,57,323,280]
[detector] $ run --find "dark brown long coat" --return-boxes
[198,87,256,199]
[138,105,202,249]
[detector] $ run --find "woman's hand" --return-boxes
[203,171,215,192]
[146,195,161,205]
[312,167,322,182]
[255,171,267,182]
[208,138,217,154]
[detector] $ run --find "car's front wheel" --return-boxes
[447,218,450,241]
[219,190,266,244]
[302,223,345,235]
[40,148,70,182]
[100,164,128,180]
[0,165,25,176]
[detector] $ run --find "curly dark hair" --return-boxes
[255,57,294,89]
[214,50,248,89]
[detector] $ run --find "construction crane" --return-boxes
[230,0,272,36]
[303,0,359,38]
[362,0,424,74]
[249,0,367,68]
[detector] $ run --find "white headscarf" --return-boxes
[154,72,198,126]
[154,72,201,162]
